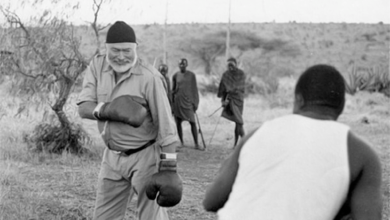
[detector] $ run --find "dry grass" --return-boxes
[0,75,389,219]
[1,21,389,219]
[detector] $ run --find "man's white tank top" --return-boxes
[218,114,350,220]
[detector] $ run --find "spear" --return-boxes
[208,115,222,147]
[195,112,207,150]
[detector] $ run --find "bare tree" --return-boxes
[0,8,90,154]
[91,0,110,55]
[180,31,266,75]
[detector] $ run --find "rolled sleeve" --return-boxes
[77,60,98,105]
[146,74,180,148]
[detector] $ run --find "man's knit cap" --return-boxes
[106,21,136,43]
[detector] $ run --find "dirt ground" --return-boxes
[0,91,389,220]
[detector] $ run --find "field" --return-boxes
[76,22,389,81]
[0,22,389,219]
[0,76,389,219]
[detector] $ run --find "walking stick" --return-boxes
[195,112,207,150]
[208,106,223,117]
[208,94,229,117]
[208,115,222,147]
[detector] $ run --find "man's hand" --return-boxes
[93,95,147,127]
[221,99,229,108]
[145,153,183,207]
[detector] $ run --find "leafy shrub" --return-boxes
[201,74,221,95]
[346,64,390,97]
[24,121,92,154]
[246,75,279,95]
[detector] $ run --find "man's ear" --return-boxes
[293,93,304,113]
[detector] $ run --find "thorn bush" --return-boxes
[24,121,93,155]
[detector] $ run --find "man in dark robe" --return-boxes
[158,63,173,108]
[217,57,246,147]
[172,58,201,150]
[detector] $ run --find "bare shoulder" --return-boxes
[347,131,382,183]
[341,131,383,219]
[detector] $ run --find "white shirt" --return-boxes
[218,114,350,220]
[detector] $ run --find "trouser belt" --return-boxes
[112,140,156,156]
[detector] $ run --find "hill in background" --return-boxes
[76,22,389,80]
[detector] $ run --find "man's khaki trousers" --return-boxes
[93,143,170,220]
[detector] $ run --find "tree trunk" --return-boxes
[93,24,101,55]
[205,61,212,75]
[51,76,73,129]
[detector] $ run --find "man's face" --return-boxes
[159,65,168,76]
[179,60,187,72]
[106,43,137,73]
[227,61,236,71]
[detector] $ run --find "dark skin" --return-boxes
[159,64,168,76]
[175,117,198,147]
[222,60,245,147]
[203,93,383,219]
[174,59,199,148]
[233,124,244,147]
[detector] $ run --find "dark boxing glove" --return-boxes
[145,153,183,207]
[93,95,147,127]
[146,171,183,207]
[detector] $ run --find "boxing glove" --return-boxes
[145,170,183,207]
[93,95,147,127]
[146,153,183,207]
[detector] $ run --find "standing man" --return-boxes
[217,57,246,147]
[172,58,201,150]
[203,64,383,220]
[158,63,173,108]
[77,21,182,220]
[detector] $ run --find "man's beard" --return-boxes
[106,54,138,73]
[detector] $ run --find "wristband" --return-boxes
[160,153,177,160]
[159,160,177,172]
[93,102,105,119]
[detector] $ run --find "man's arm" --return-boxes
[339,131,383,220]
[76,55,100,119]
[191,72,199,111]
[171,73,177,94]
[78,101,97,120]
[217,72,227,97]
[146,74,180,153]
[203,129,258,212]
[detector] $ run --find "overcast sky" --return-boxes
[1,0,389,25]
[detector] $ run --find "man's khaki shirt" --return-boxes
[77,54,179,151]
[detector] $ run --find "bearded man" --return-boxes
[217,57,246,147]
[77,21,182,220]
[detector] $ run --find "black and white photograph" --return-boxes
[0,0,389,219]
